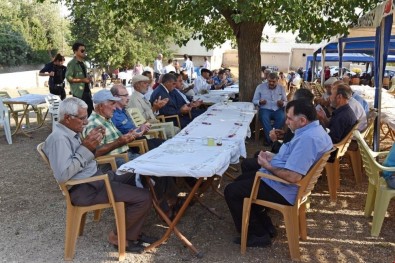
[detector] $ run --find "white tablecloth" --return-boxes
[118,138,240,178]
[351,85,395,109]
[193,90,237,104]
[3,94,47,106]
[118,101,255,177]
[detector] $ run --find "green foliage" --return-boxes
[0,0,70,67]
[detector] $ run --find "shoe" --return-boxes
[233,234,271,247]
[113,241,145,254]
[138,233,158,244]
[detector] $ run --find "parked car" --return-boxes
[330,67,356,77]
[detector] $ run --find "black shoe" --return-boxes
[233,234,271,247]
[113,241,145,254]
[138,233,158,244]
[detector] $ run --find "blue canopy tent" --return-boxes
[310,0,394,150]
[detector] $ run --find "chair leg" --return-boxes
[78,212,87,236]
[93,209,102,222]
[114,202,126,261]
[325,163,338,202]
[299,203,307,241]
[64,208,83,261]
[371,190,392,236]
[4,120,12,144]
[364,183,376,217]
[348,150,362,184]
[283,208,301,261]
[241,198,252,254]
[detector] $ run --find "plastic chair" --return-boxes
[0,91,29,126]
[241,148,334,260]
[36,142,126,261]
[354,130,395,236]
[128,107,176,139]
[345,109,377,185]
[0,100,12,144]
[45,95,61,130]
[325,122,359,202]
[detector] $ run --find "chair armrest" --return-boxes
[128,139,148,153]
[96,153,129,170]
[146,130,159,138]
[157,114,181,128]
[64,174,109,186]
[255,171,294,185]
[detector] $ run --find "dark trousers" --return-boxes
[49,84,66,100]
[69,171,152,240]
[75,91,94,116]
[224,175,291,236]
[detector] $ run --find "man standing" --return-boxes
[253,72,287,146]
[150,73,192,128]
[182,54,194,82]
[43,97,152,253]
[39,53,67,100]
[163,58,176,74]
[66,42,93,115]
[225,100,333,247]
[153,53,163,82]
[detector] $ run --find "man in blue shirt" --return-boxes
[253,72,287,146]
[225,99,333,248]
[110,84,164,150]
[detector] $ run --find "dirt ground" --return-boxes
[0,86,394,263]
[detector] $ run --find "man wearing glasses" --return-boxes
[66,42,94,116]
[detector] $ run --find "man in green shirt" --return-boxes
[66,42,94,115]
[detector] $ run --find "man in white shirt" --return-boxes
[182,54,194,82]
[203,56,211,70]
[193,68,213,94]
[163,58,176,74]
[153,53,163,82]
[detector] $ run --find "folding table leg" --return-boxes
[144,176,204,258]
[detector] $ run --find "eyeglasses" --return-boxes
[80,49,85,53]
[69,114,88,121]
[117,94,129,97]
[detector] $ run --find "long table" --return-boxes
[118,101,255,256]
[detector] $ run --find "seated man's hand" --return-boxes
[82,126,105,152]
[269,129,278,142]
[180,104,192,114]
[190,100,203,107]
[259,99,267,105]
[277,100,284,107]
[257,150,274,168]
[316,108,327,121]
[153,96,169,111]
[139,123,151,134]
[118,132,137,144]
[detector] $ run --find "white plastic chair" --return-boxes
[45,95,61,130]
[0,100,12,144]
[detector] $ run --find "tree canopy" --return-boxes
[0,0,70,67]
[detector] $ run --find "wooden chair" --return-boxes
[0,99,12,144]
[36,142,126,261]
[156,113,181,129]
[127,107,167,139]
[325,122,359,202]
[354,130,395,236]
[241,148,334,260]
[345,109,378,185]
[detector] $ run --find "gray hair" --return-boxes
[110,84,125,96]
[59,97,87,121]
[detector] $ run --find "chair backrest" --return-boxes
[18,90,29,96]
[297,148,335,201]
[334,122,359,159]
[127,107,146,126]
[37,142,50,166]
[353,130,394,187]
[0,91,11,100]
[361,108,377,146]
[0,99,9,121]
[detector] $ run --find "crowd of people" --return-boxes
[39,42,395,256]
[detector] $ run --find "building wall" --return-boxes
[261,52,291,72]
[290,48,315,70]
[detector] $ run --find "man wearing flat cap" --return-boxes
[83,89,142,168]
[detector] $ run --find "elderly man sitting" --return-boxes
[83,90,142,168]
[43,97,153,253]
[128,74,179,138]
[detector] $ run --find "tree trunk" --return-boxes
[236,22,265,102]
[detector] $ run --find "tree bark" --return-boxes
[236,22,265,102]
